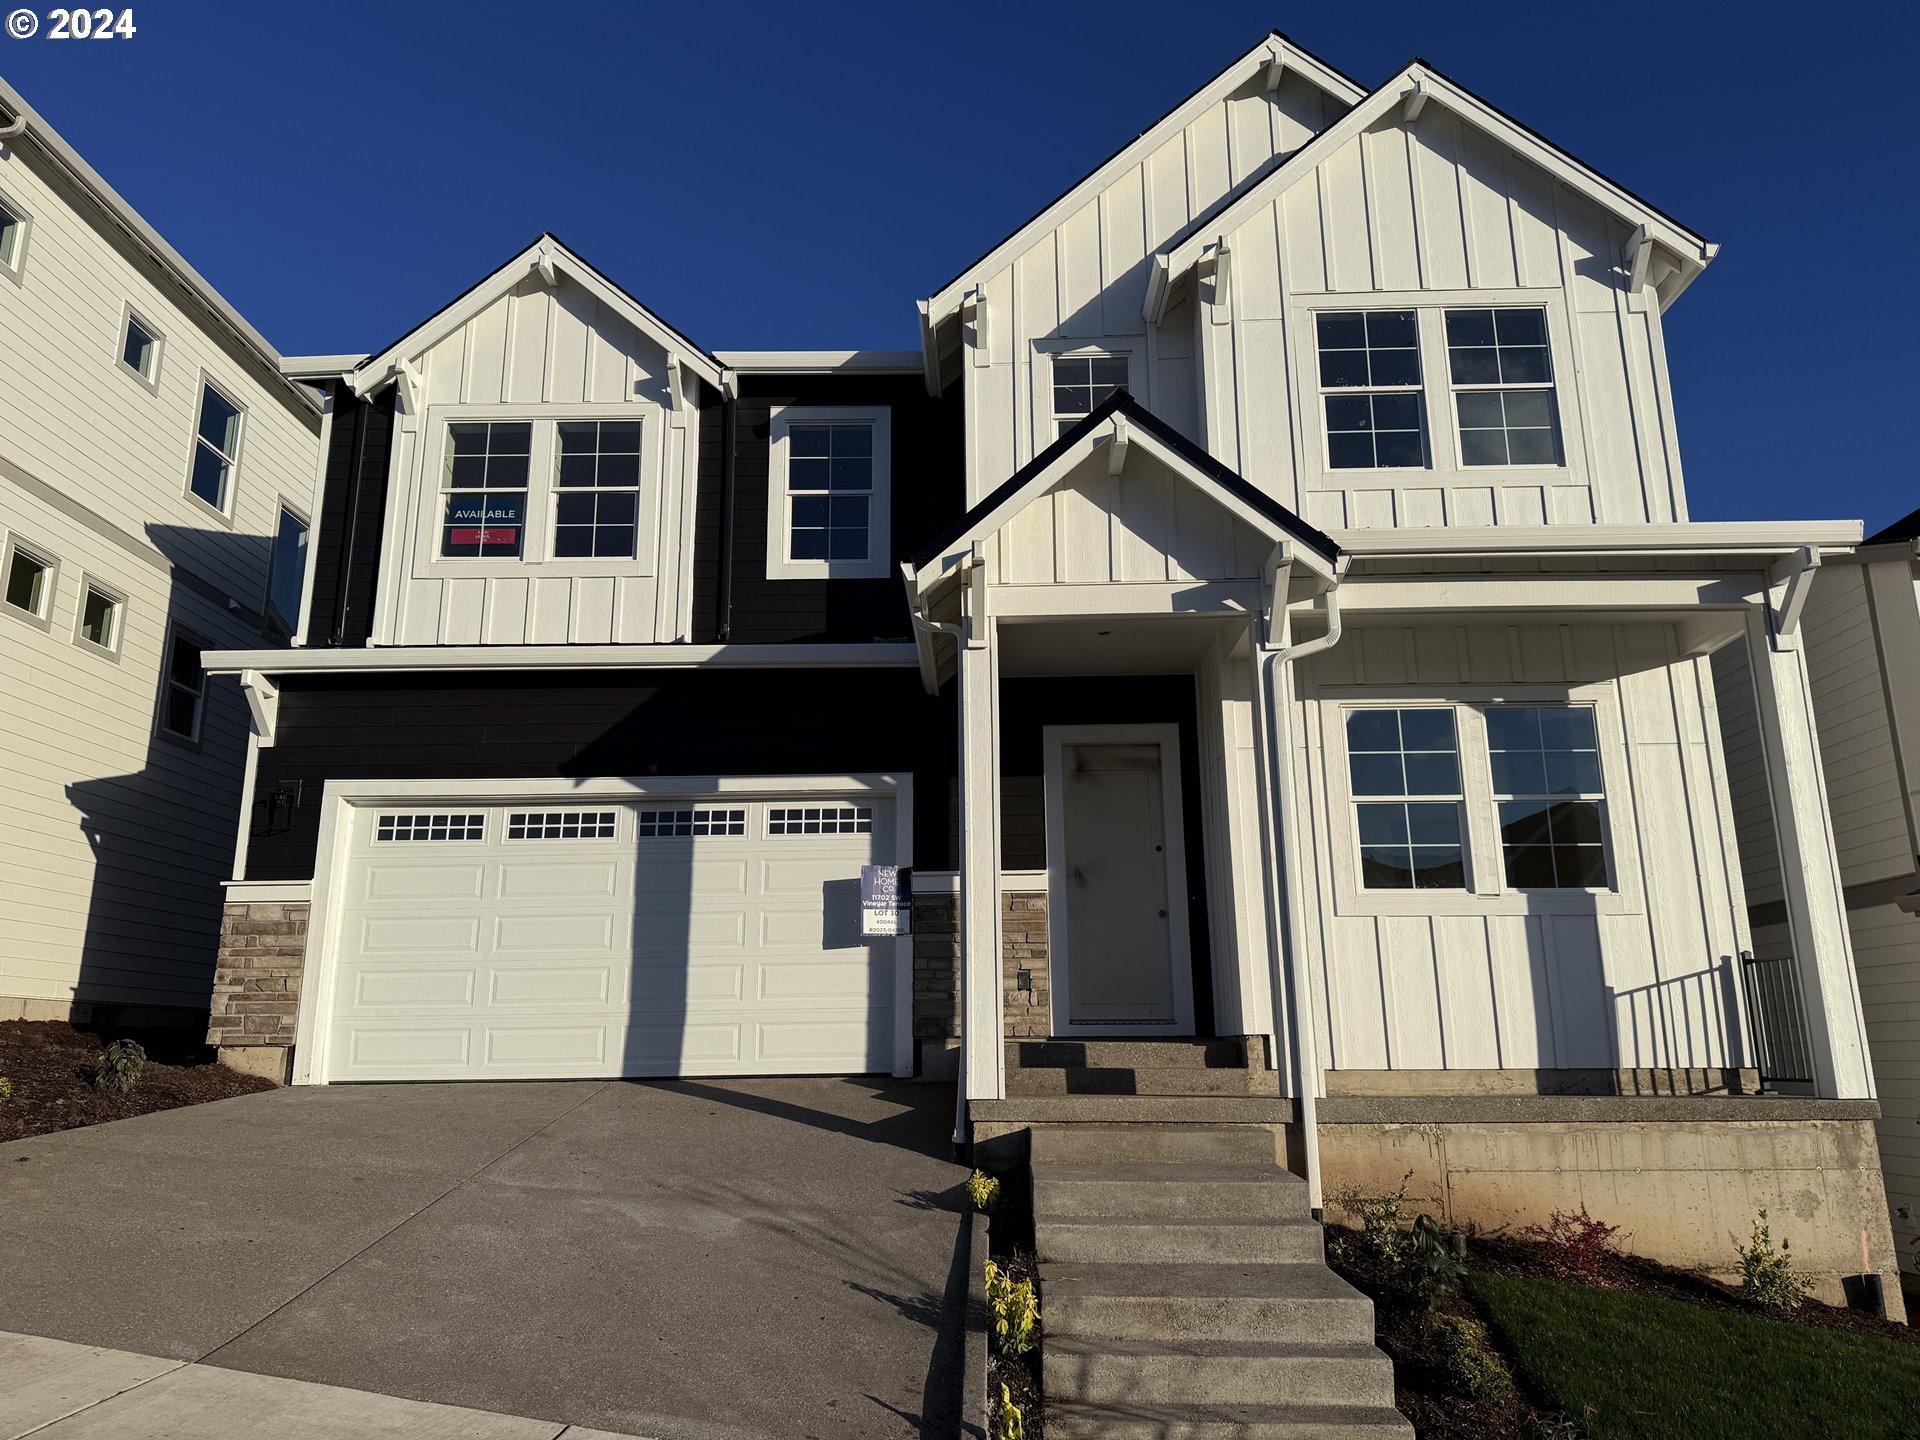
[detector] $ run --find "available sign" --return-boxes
[860,865,912,937]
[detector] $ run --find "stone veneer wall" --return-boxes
[1001,892,1051,1038]
[205,902,308,1051]
[909,888,1056,1069]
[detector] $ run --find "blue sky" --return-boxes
[5,2,1915,527]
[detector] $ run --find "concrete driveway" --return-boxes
[0,1078,972,1440]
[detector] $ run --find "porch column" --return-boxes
[958,606,1005,1105]
[1742,607,1875,1098]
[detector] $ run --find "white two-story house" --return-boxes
[0,78,322,1030]
[197,35,1896,1314]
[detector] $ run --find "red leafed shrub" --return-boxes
[1520,1205,1624,1287]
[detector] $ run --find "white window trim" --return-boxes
[156,622,210,747]
[1030,341,1143,450]
[115,300,165,394]
[411,404,661,580]
[766,404,891,581]
[72,572,126,660]
[1,530,58,631]
[1319,681,1641,919]
[184,372,247,524]
[1443,305,1563,471]
[265,499,310,638]
[1292,289,1588,492]
[0,186,30,285]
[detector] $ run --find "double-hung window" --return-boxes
[266,506,310,636]
[1487,705,1608,888]
[1317,311,1425,469]
[1346,708,1467,889]
[1051,353,1130,436]
[1446,308,1561,466]
[0,192,27,281]
[553,420,641,558]
[767,406,891,580]
[440,421,532,558]
[119,308,162,389]
[189,381,244,514]
[159,628,207,743]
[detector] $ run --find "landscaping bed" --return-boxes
[0,1019,273,1143]
[978,1166,1044,1439]
[1329,1219,1920,1440]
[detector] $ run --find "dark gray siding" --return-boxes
[305,384,395,648]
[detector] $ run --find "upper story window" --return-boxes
[266,505,309,637]
[119,308,163,389]
[554,421,641,559]
[188,380,244,515]
[1446,308,1562,466]
[766,405,891,581]
[158,627,207,743]
[76,580,124,655]
[1051,353,1129,436]
[440,421,532,558]
[0,192,28,282]
[1317,311,1425,470]
[2,534,55,628]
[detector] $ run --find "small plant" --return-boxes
[1403,1213,1467,1305]
[1736,1208,1811,1310]
[1427,1313,1514,1401]
[968,1169,1002,1213]
[984,1259,1040,1357]
[1520,1204,1624,1287]
[1332,1169,1416,1264]
[1520,1410,1594,1440]
[0,1075,11,1104]
[991,1382,1025,1440]
[92,1038,146,1093]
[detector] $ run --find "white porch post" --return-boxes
[957,563,1005,1107]
[1742,606,1875,1098]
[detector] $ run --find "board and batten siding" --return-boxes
[961,69,1348,507]
[1205,105,1689,534]
[373,273,701,647]
[1293,621,1751,1075]
[0,132,318,1013]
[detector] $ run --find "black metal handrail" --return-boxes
[1740,951,1814,1088]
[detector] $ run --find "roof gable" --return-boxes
[351,234,723,401]
[1150,60,1716,318]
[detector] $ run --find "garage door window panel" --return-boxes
[507,810,619,841]
[376,813,487,842]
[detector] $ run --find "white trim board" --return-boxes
[292,774,915,1086]
[202,642,921,675]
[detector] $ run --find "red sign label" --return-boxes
[449,528,518,546]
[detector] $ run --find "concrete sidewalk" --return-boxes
[3,1331,646,1439]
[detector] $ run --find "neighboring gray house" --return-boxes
[0,78,322,1028]
[1718,506,1920,1299]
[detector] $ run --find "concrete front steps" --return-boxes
[1005,1038,1282,1097]
[1031,1123,1410,1439]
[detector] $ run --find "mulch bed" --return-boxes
[0,1019,274,1143]
[1329,1224,1915,1440]
[986,1170,1045,1439]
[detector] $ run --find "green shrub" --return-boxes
[1428,1312,1514,1401]
[991,1382,1025,1440]
[968,1169,1002,1213]
[984,1260,1040,1357]
[1332,1169,1416,1264]
[1736,1209,1811,1311]
[92,1039,146,1093]
[1405,1213,1467,1305]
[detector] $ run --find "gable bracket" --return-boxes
[962,287,991,367]
[1107,414,1130,476]
[240,669,279,747]
[532,239,559,288]
[1401,76,1430,122]
[1263,52,1286,92]
[1200,242,1232,325]
[1768,545,1822,649]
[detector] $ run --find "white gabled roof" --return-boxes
[1149,60,1718,319]
[918,32,1366,333]
[351,233,724,398]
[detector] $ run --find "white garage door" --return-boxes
[322,795,895,1081]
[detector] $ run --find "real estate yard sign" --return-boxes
[860,865,911,936]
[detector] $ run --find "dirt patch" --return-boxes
[986,1171,1044,1439]
[0,1019,274,1143]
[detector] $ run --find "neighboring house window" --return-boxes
[2,537,55,625]
[1346,708,1466,890]
[766,406,891,580]
[0,193,27,280]
[119,309,162,387]
[553,420,642,558]
[441,420,532,558]
[1446,308,1562,466]
[1488,705,1608,888]
[1317,311,1425,469]
[75,581,123,655]
[1051,353,1129,436]
[159,628,207,741]
[189,381,244,513]
[265,506,309,636]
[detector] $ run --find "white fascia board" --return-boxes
[921,34,1363,331]
[201,643,922,676]
[354,236,723,398]
[1335,520,1863,560]
[281,354,367,380]
[0,78,316,416]
[714,351,924,374]
[1156,62,1713,309]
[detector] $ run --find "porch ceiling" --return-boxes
[997,615,1248,678]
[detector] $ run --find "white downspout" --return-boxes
[1265,579,1344,1216]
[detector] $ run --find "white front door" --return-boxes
[1045,725,1195,1034]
